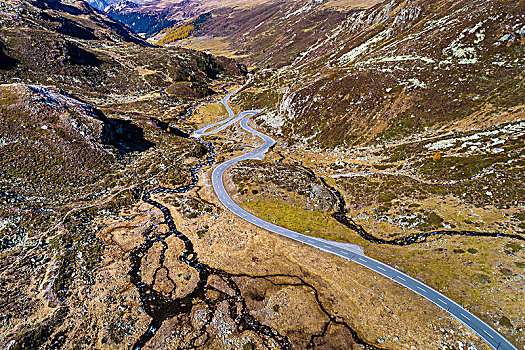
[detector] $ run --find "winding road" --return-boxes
[193,91,517,350]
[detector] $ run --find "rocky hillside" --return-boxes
[0,84,153,202]
[235,0,524,147]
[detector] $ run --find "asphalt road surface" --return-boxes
[193,93,517,350]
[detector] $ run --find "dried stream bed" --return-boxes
[129,133,382,349]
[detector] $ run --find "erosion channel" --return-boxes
[128,100,381,349]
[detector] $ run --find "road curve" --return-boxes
[193,93,517,350]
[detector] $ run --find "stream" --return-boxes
[128,108,383,349]
[278,152,525,246]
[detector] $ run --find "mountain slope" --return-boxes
[226,1,525,346]
[149,0,380,67]
[0,1,252,349]
[0,0,246,99]
[239,0,524,146]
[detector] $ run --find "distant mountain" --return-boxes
[104,0,140,12]
[84,0,110,10]
[84,0,150,11]
[104,0,311,38]
[105,0,176,36]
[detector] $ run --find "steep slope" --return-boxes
[104,0,176,36]
[239,0,524,146]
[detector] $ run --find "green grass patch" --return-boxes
[242,198,363,244]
